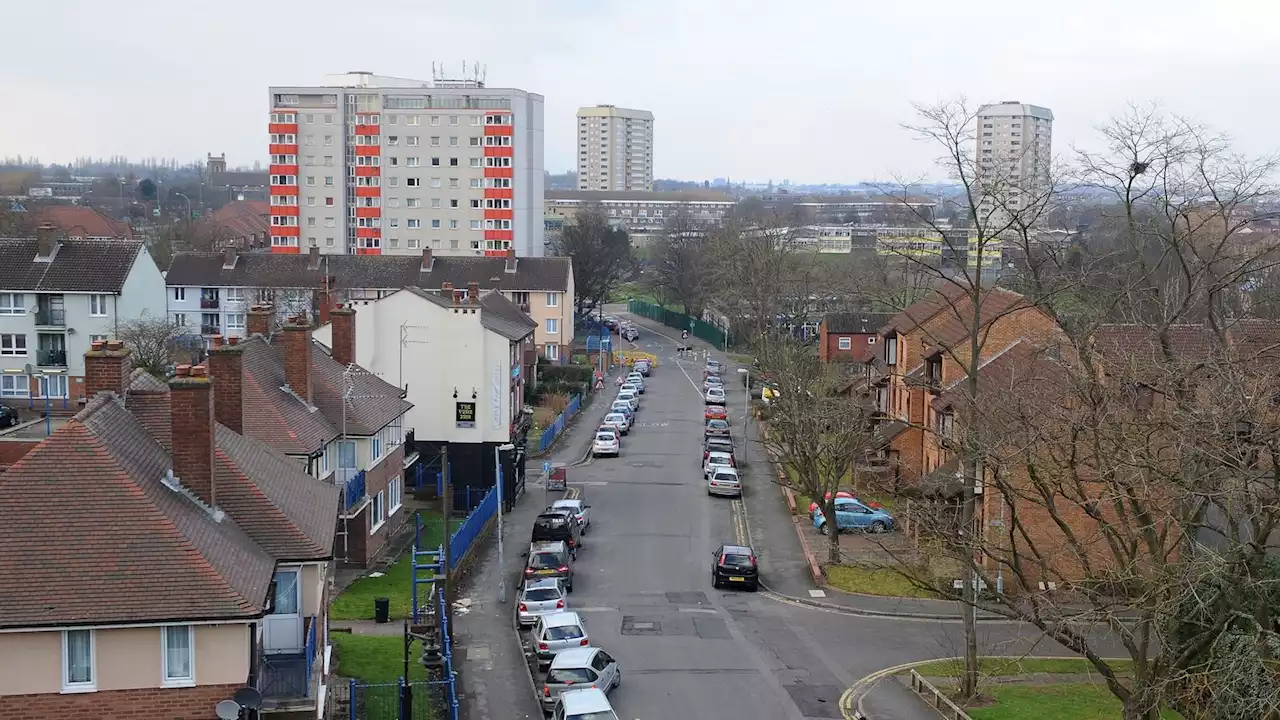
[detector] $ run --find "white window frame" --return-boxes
[89,294,109,317]
[161,625,195,687]
[545,292,559,308]
[0,334,27,356]
[544,343,560,361]
[61,629,96,693]
[171,288,185,302]
[389,477,403,515]
[838,337,853,351]
[545,318,559,334]
[0,293,23,315]
[0,374,28,398]
[370,490,387,534]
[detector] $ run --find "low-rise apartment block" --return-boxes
[0,343,339,719]
[165,246,574,362]
[0,224,166,407]
[545,190,736,247]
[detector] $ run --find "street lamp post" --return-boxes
[174,192,192,221]
[495,442,516,603]
[737,368,750,447]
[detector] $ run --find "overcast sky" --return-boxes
[3,0,1274,183]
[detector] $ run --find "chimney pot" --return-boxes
[190,365,208,378]
[467,281,480,304]
[85,338,133,397]
[489,276,502,290]
[176,364,191,377]
[228,335,240,346]
[91,340,106,351]
[211,334,224,348]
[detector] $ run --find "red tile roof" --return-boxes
[206,201,270,245]
[35,205,133,239]
[0,440,38,473]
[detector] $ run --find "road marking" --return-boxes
[571,606,620,613]
[678,607,719,614]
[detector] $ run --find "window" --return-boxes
[324,176,334,186]
[324,134,334,146]
[407,178,421,187]
[407,219,422,228]
[546,318,559,334]
[449,157,458,167]
[226,313,246,330]
[172,312,187,327]
[62,629,95,692]
[407,198,421,208]
[430,136,440,146]
[470,199,481,209]
[449,137,459,148]
[370,490,386,533]
[431,219,441,228]
[169,287,185,302]
[544,343,559,361]
[0,375,27,398]
[430,177,442,188]
[469,157,482,168]
[470,220,481,230]
[324,156,334,166]
[407,136,419,146]
[470,178,483,189]
[326,197,335,206]
[389,476,403,514]
[161,625,194,686]
[325,218,336,228]
[431,198,441,209]
[449,220,458,229]
[885,336,898,365]
[545,293,559,308]
[305,176,316,186]
[389,177,399,187]
[406,157,420,167]
[408,238,420,249]
[430,116,440,126]
[838,337,852,351]
[449,115,459,125]
[449,199,459,209]
[448,178,459,189]
[387,135,399,146]
[408,116,420,126]
[0,334,26,356]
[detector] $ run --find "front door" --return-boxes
[263,569,303,654]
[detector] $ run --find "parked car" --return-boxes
[703,450,736,477]
[634,358,651,376]
[705,405,728,421]
[550,498,591,531]
[712,544,759,591]
[608,401,635,425]
[620,382,642,399]
[532,511,583,556]
[541,647,621,711]
[0,404,19,429]
[593,429,620,458]
[703,437,735,464]
[705,360,724,375]
[549,688,619,720]
[814,500,896,535]
[707,467,742,497]
[533,611,591,667]
[525,541,574,590]
[703,375,724,391]
[518,578,568,628]
[704,418,731,438]
[704,386,726,405]
[621,326,639,342]
[625,373,646,393]
[807,492,861,518]
[602,412,630,436]
[617,390,640,411]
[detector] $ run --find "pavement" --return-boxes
[443,307,1131,720]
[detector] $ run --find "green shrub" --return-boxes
[540,364,594,384]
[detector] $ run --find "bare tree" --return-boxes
[116,312,186,378]
[551,206,635,317]
[647,208,711,317]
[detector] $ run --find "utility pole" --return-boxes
[440,444,454,642]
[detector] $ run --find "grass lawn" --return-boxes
[825,564,940,599]
[611,282,660,304]
[913,657,1134,678]
[332,634,445,720]
[330,513,445,621]
[966,684,1183,720]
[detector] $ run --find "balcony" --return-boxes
[342,470,367,512]
[259,615,321,708]
[36,349,67,367]
[200,324,221,336]
[200,297,220,309]
[35,309,65,327]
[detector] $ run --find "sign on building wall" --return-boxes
[491,362,503,430]
[455,401,476,428]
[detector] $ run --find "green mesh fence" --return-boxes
[627,300,733,350]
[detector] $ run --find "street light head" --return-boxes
[737,368,749,374]
[497,443,515,451]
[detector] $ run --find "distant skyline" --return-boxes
[3,0,1277,183]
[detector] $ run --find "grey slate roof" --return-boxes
[310,342,413,436]
[165,252,572,292]
[0,238,144,293]
[824,312,895,335]
[479,290,537,341]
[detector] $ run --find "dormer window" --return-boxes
[926,357,942,383]
[885,335,898,366]
[937,409,954,439]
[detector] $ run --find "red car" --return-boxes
[705,405,727,420]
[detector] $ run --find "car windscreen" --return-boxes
[713,472,738,483]
[709,453,732,463]
[723,553,753,567]
[535,516,568,530]
[529,553,564,569]
[547,667,595,684]
[596,433,615,442]
[707,420,727,429]
[523,587,561,601]
[544,625,584,640]
[707,441,733,452]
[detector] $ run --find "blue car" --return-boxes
[813,500,894,535]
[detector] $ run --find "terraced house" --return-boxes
[208,303,413,567]
[0,343,339,720]
[165,245,574,361]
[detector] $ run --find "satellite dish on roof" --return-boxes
[233,686,263,710]
[215,699,242,720]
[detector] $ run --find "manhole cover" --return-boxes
[783,685,843,719]
[666,591,709,605]
[620,616,663,636]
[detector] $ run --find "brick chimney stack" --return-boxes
[84,339,133,397]
[467,281,480,304]
[440,281,453,299]
[247,304,273,337]
[221,246,238,270]
[307,245,321,271]
[504,245,518,274]
[421,247,434,272]
[281,315,312,402]
[489,276,502,291]
[169,364,216,507]
[206,334,245,433]
[36,223,58,260]
[331,304,357,368]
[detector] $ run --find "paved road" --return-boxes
[455,311,1128,720]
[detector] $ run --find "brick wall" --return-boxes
[0,682,242,720]
[280,323,312,402]
[169,366,216,506]
[365,443,406,561]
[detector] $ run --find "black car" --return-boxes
[712,544,759,591]
[703,436,734,460]
[531,510,583,558]
[704,418,731,438]
[0,404,18,429]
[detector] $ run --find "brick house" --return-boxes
[869,285,1059,489]
[0,342,339,720]
[817,312,893,363]
[208,303,413,567]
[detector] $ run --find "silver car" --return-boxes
[617,390,640,411]
[625,373,646,393]
[608,403,634,427]
[533,611,591,667]
[518,578,567,628]
[602,412,630,435]
[704,386,726,405]
[541,647,621,711]
[707,467,742,497]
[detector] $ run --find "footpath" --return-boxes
[452,372,622,720]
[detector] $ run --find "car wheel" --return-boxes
[869,521,888,534]
[819,522,830,536]
[748,581,759,592]
[567,582,574,593]
[613,669,621,688]
[712,574,721,589]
